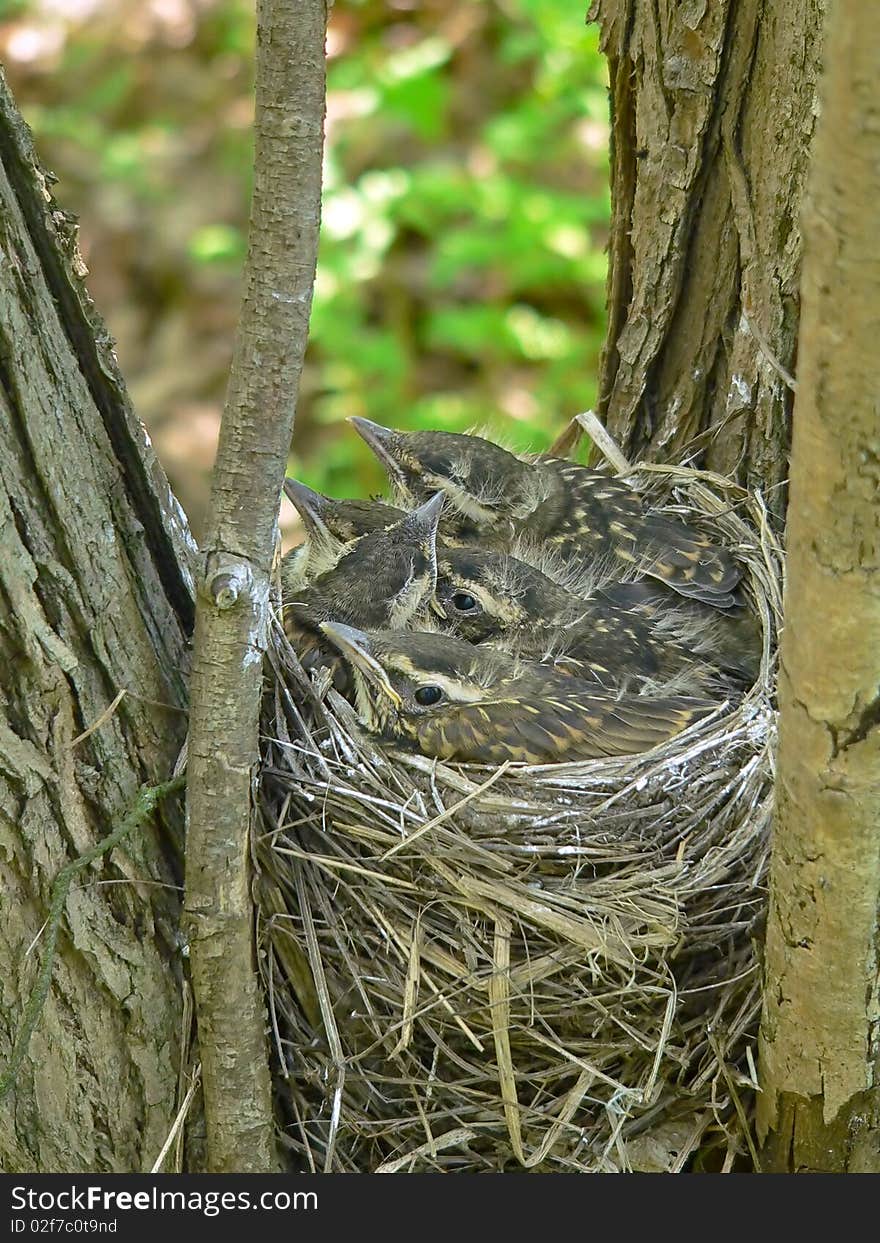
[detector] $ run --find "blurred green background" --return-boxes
[0,0,610,542]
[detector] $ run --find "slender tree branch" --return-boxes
[184,0,327,1172]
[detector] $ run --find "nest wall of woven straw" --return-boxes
[256,458,781,1173]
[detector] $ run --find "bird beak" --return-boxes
[409,491,444,534]
[348,416,407,485]
[406,492,444,575]
[429,595,448,620]
[319,621,403,708]
[283,478,333,542]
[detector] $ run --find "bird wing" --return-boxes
[413,691,711,764]
[532,691,711,759]
[548,463,742,610]
[630,513,741,609]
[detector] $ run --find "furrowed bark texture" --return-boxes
[0,71,193,1171]
[183,0,327,1172]
[588,0,824,505]
[757,2,880,1172]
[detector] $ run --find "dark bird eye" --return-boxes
[451,591,478,613]
[414,685,444,707]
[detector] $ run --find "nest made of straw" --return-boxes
[256,459,782,1173]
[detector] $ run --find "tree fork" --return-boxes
[757,0,880,1172]
[184,0,327,1172]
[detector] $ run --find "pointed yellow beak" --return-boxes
[319,621,403,708]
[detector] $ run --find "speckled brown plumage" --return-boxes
[433,546,758,690]
[320,623,713,764]
[350,420,741,609]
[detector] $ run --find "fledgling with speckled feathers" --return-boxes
[319,621,714,765]
[282,477,405,588]
[432,546,759,692]
[350,417,742,610]
[280,492,444,674]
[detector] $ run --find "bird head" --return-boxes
[281,477,405,586]
[432,548,573,643]
[348,419,551,536]
[285,492,444,634]
[317,622,515,743]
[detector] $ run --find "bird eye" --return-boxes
[414,685,444,707]
[450,591,478,613]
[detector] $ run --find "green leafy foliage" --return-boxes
[3,0,609,519]
[295,0,610,497]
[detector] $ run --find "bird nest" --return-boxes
[256,458,781,1173]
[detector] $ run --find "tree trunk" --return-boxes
[756,0,880,1172]
[0,70,193,1172]
[587,1,824,507]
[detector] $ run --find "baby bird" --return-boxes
[319,622,713,765]
[432,547,758,691]
[282,477,404,587]
[281,493,444,672]
[349,419,740,610]
[594,577,761,683]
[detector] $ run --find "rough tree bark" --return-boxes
[0,71,193,1171]
[587,1,824,506]
[183,0,327,1172]
[756,0,880,1172]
